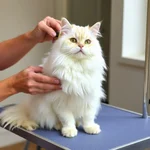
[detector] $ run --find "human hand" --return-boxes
[11,66,61,95]
[28,16,61,43]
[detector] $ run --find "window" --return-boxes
[122,0,147,61]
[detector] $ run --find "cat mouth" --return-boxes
[75,50,85,55]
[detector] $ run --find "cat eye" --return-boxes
[70,38,77,43]
[85,39,91,44]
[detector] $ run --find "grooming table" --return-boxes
[0,104,150,150]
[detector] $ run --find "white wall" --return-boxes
[0,0,68,147]
[109,0,145,113]
[0,0,55,106]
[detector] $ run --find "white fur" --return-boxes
[0,18,106,137]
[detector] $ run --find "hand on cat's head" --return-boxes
[27,16,101,45]
[28,16,61,43]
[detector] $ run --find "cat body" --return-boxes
[0,18,106,137]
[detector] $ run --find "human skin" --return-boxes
[0,16,62,102]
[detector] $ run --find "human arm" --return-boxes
[0,16,61,70]
[0,66,61,102]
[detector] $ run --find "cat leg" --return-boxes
[82,111,101,134]
[54,121,62,131]
[58,112,77,138]
[76,119,81,127]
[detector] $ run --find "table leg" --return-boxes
[36,145,42,150]
[24,141,30,150]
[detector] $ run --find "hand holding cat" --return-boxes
[10,66,61,95]
[29,16,61,43]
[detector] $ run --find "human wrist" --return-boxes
[0,77,18,102]
[6,76,18,96]
[24,30,39,45]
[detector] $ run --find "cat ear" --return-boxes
[61,18,72,34]
[90,21,102,37]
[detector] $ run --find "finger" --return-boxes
[55,20,61,30]
[39,21,56,37]
[56,20,61,26]
[29,88,61,95]
[44,35,53,41]
[28,88,51,95]
[33,73,60,85]
[56,19,61,24]
[50,84,62,91]
[31,82,62,91]
[45,17,61,31]
[28,66,43,73]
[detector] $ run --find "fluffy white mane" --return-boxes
[0,18,106,138]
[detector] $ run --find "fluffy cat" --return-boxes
[0,18,106,138]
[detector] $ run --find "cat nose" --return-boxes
[78,44,84,48]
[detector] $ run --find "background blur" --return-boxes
[0,0,148,148]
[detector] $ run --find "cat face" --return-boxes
[55,18,102,60]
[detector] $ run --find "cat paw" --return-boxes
[20,121,38,131]
[62,127,78,138]
[83,123,101,134]
[1,119,38,131]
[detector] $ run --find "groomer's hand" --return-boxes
[29,16,61,43]
[11,66,61,95]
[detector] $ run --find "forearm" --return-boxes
[0,31,38,70]
[0,77,17,102]
[0,17,61,71]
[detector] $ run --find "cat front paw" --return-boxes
[83,123,101,134]
[62,127,78,138]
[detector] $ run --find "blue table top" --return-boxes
[1,104,150,150]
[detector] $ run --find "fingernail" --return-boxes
[51,31,56,37]
[54,79,60,84]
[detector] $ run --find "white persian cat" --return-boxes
[0,18,106,138]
